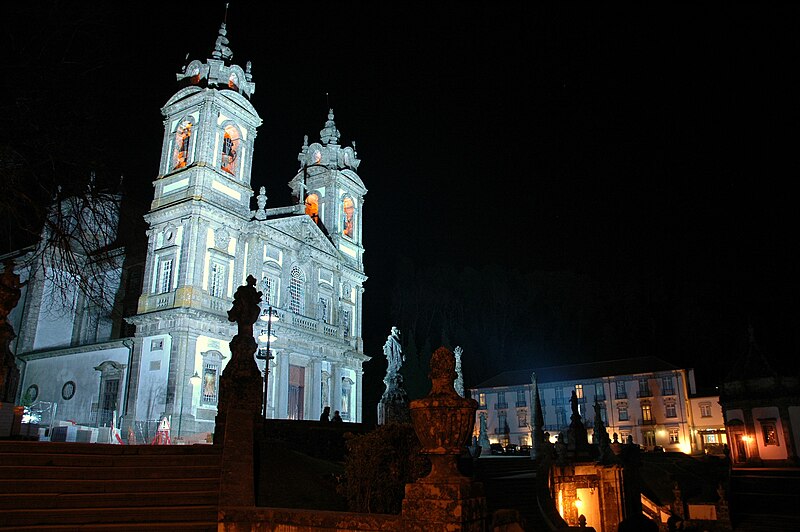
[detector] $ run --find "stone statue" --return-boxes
[453,346,464,397]
[570,389,579,419]
[377,326,409,425]
[227,275,261,337]
[383,326,403,375]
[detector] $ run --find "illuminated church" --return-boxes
[8,22,369,439]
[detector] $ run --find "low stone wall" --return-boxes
[261,418,373,461]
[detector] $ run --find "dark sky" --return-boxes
[4,5,799,406]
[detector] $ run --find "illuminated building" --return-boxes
[7,22,369,439]
[472,356,700,454]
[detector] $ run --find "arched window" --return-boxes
[220,124,240,175]
[342,197,355,238]
[228,72,239,90]
[289,266,305,314]
[305,193,319,224]
[172,120,192,169]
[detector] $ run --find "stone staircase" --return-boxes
[729,468,800,531]
[473,457,547,531]
[0,441,221,531]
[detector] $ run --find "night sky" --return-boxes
[4,5,799,418]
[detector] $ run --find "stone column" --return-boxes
[330,363,342,415]
[355,368,364,423]
[276,352,290,419]
[310,359,322,419]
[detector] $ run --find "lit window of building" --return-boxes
[761,421,779,446]
[700,403,712,418]
[641,404,652,422]
[618,406,629,421]
[665,402,677,418]
[575,384,584,399]
[669,428,680,444]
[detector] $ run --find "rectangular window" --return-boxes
[497,391,507,409]
[498,412,508,433]
[516,390,526,407]
[662,376,675,395]
[665,403,677,418]
[669,428,680,444]
[209,262,225,298]
[600,406,607,424]
[700,403,712,418]
[642,404,652,422]
[555,388,564,404]
[558,409,567,428]
[479,393,486,408]
[202,364,219,405]
[619,406,629,421]
[158,259,173,294]
[595,382,605,401]
[638,379,651,397]
[518,411,527,428]
[761,421,779,446]
[616,380,627,399]
[150,339,164,351]
[575,384,584,399]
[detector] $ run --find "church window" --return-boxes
[289,266,305,314]
[761,420,779,446]
[61,381,76,400]
[261,275,279,306]
[209,262,226,298]
[305,193,319,224]
[172,120,192,169]
[342,197,355,238]
[220,125,240,175]
[158,259,173,294]
[202,363,219,405]
[24,384,39,403]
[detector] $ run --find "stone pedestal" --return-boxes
[402,346,487,531]
[402,480,485,532]
[377,373,410,425]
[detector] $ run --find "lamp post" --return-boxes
[177,371,201,440]
[257,306,279,419]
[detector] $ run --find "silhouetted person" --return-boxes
[319,406,330,422]
[331,410,343,423]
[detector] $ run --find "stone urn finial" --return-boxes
[410,346,478,482]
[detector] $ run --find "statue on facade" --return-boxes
[453,345,464,397]
[377,326,410,425]
[0,261,22,403]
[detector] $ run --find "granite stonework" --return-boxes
[402,347,487,531]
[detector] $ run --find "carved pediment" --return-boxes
[266,215,337,256]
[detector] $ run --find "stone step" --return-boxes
[0,490,219,510]
[0,442,221,456]
[0,452,221,468]
[0,505,218,528]
[0,477,220,494]
[0,523,217,532]
[0,464,220,480]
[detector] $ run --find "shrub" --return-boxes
[338,423,429,514]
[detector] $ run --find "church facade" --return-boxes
[7,23,369,439]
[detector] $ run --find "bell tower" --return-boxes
[289,109,367,267]
[152,22,261,217]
